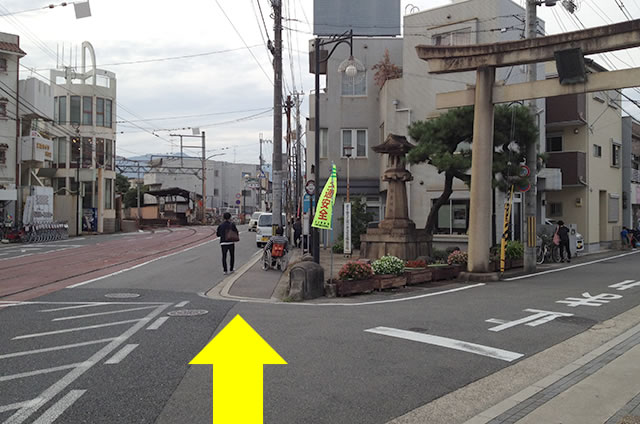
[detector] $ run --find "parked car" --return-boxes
[255,213,287,248]
[248,212,263,232]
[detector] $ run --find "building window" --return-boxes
[81,137,93,168]
[319,128,328,158]
[608,194,619,223]
[435,199,470,234]
[0,58,6,72]
[96,98,104,126]
[57,137,67,168]
[612,142,621,167]
[546,135,562,152]
[0,143,7,165]
[0,99,6,118]
[82,96,92,125]
[549,202,563,217]
[71,137,80,167]
[105,179,113,210]
[105,99,112,128]
[105,139,113,170]
[341,71,366,96]
[341,129,367,158]
[432,29,471,46]
[214,170,219,177]
[70,96,81,125]
[214,188,219,196]
[57,96,67,125]
[593,144,602,157]
[96,138,104,167]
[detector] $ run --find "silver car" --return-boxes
[248,212,263,232]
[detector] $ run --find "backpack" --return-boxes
[271,243,285,258]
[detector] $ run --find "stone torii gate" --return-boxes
[415,19,640,278]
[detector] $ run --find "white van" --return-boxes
[255,213,286,248]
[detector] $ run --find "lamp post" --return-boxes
[343,145,353,257]
[312,29,356,264]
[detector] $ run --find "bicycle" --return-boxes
[536,234,561,264]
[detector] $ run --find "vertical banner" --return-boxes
[500,186,514,273]
[343,202,352,255]
[312,164,337,230]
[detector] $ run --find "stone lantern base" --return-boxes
[360,226,431,261]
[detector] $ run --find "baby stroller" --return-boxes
[262,242,288,271]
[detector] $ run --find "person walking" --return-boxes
[293,218,302,248]
[557,220,571,263]
[216,212,239,274]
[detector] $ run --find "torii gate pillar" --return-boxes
[467,67,496,274]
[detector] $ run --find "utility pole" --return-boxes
[524,0,538,273]
[201,131,206,223]
[285,95,293,235]
[272,0,283,231]
[259,133,263,212]
[295,92,303,216]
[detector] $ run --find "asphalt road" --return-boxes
[1,227,639,424]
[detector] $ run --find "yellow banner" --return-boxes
[500,185,514,273]
[312,164,337,230]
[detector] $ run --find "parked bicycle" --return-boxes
[536,233,561,264]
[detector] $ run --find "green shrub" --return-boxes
[332,239,344,254]
[431,249,448,262]
[372,255,405,275]
[505,240,524,260]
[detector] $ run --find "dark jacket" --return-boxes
[557,225,570,242]
[216,220,238,243]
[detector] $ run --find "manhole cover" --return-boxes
[167,309,208,317]
[104,293,140,299]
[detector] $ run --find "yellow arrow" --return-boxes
[190,314,287,423]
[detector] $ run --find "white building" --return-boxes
[0,32,26,228]
[49,41,117,234]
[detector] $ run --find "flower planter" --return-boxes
[509,258,524,268]
[373,274,407,290]
[449,264,464,278]
[428,265,451,281]
[335,278,375,296]
[404,268,432,285]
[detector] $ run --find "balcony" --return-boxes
[546,151,586,187]
[632,169,640,184]
[546,93,586,128]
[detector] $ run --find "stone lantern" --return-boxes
[360,134,430,260]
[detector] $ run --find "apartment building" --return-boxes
[621,117,640,230]
[545,60,624,251]
[0,32,25,228]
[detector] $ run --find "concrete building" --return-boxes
[308,0,547,247]
[143,157,261,214]
[0,32,26,228]
[545,60,624,251]
[622,116,640,230]
[49,41,117,234]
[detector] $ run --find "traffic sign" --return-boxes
[305,180,316,195]
[235,199,241,205]
[236,193,242,199]
[519,164,530,177]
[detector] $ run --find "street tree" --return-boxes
[115,173,130,195]
[407,104,538,252]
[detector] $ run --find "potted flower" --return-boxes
[335,260,375,296]
[447,250,467,278]
[372,255,407,290]
[505,240,524,269]
[404,259,432,285]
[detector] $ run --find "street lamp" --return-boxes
[312,29,355,264]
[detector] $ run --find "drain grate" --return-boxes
[104,293,140,299]
[167,309,208,317]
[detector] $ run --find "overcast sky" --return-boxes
[1,0,639,164]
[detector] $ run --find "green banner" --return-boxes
[312,164,337,230]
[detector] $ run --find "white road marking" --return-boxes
[39,303,111,313]
[31,390,86,424]
[0,400,40,414]
[4,303,171,424]
[174,301,190,308]
[12,319,143,340]
[146,316,169,330]
[52,305,157,321]
[67,236,219,288]
[504,250,640,281]
[0,253,33,261]
[487,309,574,332]
[104,344,138,364]
[0,300,166,308]
[365,327,524,362]
[0,338,115,360]
[0,363,84,382]
[0,252,9,257]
